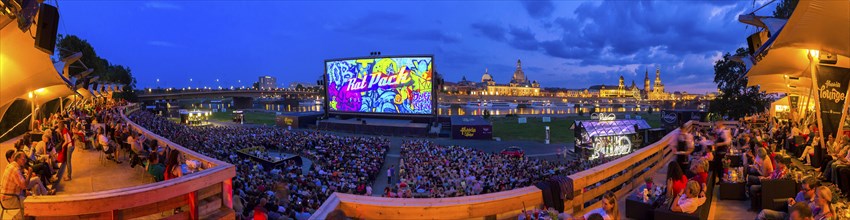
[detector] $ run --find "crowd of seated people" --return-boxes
[688,112,849,219]
[0,100,133,217]
[127,110,388,219]
[390,140,623,198]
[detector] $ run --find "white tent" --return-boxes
[770,0,850,58]
[748,74,813,94]
[743,0,850,96]
[0,20,69,109]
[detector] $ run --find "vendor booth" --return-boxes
[275,112,322,129]
[450,116,493,140]
[571,119,651,160]
[232,110,244,124]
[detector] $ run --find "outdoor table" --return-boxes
[626,185,665,220]
[719,167,746,200]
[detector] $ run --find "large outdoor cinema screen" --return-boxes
[325,56,433,115]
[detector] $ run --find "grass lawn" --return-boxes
[490,113,661,144]
[211,111,277,125]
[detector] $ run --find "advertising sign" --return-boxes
[590,113,616,120]
[451,125,493,140]
[790,95,799,109]
[815,65,850,140]
[661,110,678,126]
[451,116,493,140]
[325,56,433,115]
[275,115,299,128]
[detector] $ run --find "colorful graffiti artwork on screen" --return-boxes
[326,57,433,114]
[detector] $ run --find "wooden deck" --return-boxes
[618,159,758,220]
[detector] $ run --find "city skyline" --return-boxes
[56,0,770,94]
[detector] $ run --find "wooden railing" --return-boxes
[24,105,237,219]
[312,121,699,219]
[311,186,543,219]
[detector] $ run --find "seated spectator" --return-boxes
[147,155,165,182]
[587,213,605,220]
[821,142,849,184]
[666,161,687,198]
[756,176,819,220]
[812,186,834,220]
[97,128,121,164]
[1,152,53,218]
[582,191,618,220]
[671,180,706,214]
[748,148,774,185]
[164,150,183,181]
[790,202,814,220]
[689,158,709,185]
[749,157,790,210]
[4,151,54,196]
[253,197,269,220]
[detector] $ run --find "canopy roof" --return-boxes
[748,74,813,94]
[771,0,850,58]
[743,0,850,95]
[0,22,69,108]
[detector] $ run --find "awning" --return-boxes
[746,48,811,77]
[748,73,813,94]
[771,0,850,58]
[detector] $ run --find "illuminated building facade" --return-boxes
[258,76,277,89]
[479,59,541,96]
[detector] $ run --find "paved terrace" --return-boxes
[0,135,149,195]
[0,135,150,218]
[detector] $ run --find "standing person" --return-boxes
[60,122,75,181]
[387,165,394,184]
[673,125,694,173]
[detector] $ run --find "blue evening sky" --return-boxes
[56,0,775,93]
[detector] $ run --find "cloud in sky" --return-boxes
[520,0,555,18]
[58,0,770,93]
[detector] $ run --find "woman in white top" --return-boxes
[672,180,706,214]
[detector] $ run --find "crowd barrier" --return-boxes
[312,121,704,219]
[23,104,236,219]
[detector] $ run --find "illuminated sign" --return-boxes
[460,127,476,137]
[589,135,632,160]
[325,56,433,114]
[590,113,616,121]
[662,112,677,124]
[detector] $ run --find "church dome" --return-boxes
[481,68,493,82]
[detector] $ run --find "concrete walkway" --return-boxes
[369,138,404,196]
